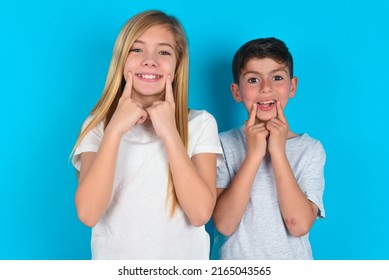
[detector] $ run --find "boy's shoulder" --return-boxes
[287,133,326,158]
[219,125,245,141]
[288,133,323,148]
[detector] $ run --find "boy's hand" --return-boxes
[266,101,288,156]
[245,103,269,160]
[107,72,148,135]
[146,75,177,140]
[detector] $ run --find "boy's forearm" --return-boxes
[213,155,262,236]
[271,153,318,236]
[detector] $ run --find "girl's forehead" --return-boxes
[134,24,176,48]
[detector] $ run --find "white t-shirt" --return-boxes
[72,110,223,259]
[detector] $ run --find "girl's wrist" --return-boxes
[104,125,125,140]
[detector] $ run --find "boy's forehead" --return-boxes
[241,57,289,74]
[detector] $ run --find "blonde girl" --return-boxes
[71,10,222,259]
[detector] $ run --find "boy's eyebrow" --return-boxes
[133,39,175,50]
[242,67,289,76]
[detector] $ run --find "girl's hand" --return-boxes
[146,75,177,141]
[245,103,269,160]
[266,101,289,156]
[106,72,148,135]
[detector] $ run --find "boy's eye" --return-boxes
[273,75,283,81]
[248,77,259,83]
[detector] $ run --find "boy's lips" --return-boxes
[256,99,276,111]
[257,100,276,106]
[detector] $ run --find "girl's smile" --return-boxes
[123,24,177,106]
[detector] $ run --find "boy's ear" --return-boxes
[289,76,298,98]
[231,83,242,102]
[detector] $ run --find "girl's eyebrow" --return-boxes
[133,40,174,50]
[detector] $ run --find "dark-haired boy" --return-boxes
[212,37,326,259]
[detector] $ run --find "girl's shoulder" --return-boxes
[188,109,217,126]
[188,109,214,121]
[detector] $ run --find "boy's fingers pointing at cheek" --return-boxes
[247,103,257,127]
[276,101,286,123]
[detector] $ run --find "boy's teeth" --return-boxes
[258,100,276,105]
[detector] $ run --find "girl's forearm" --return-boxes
[162,131,217,227]
[75,131,122,227]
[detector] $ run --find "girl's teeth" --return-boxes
[139,74,161,79]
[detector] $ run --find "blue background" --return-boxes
[1,0,388,260]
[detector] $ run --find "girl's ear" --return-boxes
[231,83,242,102]
[289,76,298,98]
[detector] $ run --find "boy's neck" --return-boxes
[287,130,299,139]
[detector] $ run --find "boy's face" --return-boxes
[231,57,297,123]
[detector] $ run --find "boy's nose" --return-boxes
[260,79,272,93]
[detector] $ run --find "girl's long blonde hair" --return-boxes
[72,10,189,216]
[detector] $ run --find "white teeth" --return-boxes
[138,74,161,79]
[258,100,276,105]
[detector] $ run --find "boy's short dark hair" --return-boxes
[232,37,294,83]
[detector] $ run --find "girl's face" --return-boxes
[123,24,177,105]
[231,57,297,122]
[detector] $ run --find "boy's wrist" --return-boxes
[245,152,264,166]
[269,150,288,162]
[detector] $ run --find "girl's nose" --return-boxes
[142,53,157,67]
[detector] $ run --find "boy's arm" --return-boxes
[212,153,262,236]
[213,104,268,236]
[271,153,318,237]
[267,102,318,237]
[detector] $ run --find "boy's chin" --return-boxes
[256,112,277,123]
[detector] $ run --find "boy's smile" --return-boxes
[231,57,298,122]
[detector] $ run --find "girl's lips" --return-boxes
[135,73,163,82]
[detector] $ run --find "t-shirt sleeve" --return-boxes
[300,141,326,218]
[191,111,223,165]
[217,139,232,189]
[71,116,104,171]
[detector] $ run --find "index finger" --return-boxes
[165,75,174,103]
[276,101,287,123]
[122,72,133,99]
[247,103,257,127]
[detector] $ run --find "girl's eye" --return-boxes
[130,48,142,53]
[159,50,171,55]
[248,77,259,83]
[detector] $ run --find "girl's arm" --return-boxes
[213,104,268,236]
[75,130,122,227]
[75,73,147,227]
[146,76,217,226]
[163,132,217,226]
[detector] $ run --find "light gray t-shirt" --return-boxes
[73,110,223,260]
[212,126,326,260]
